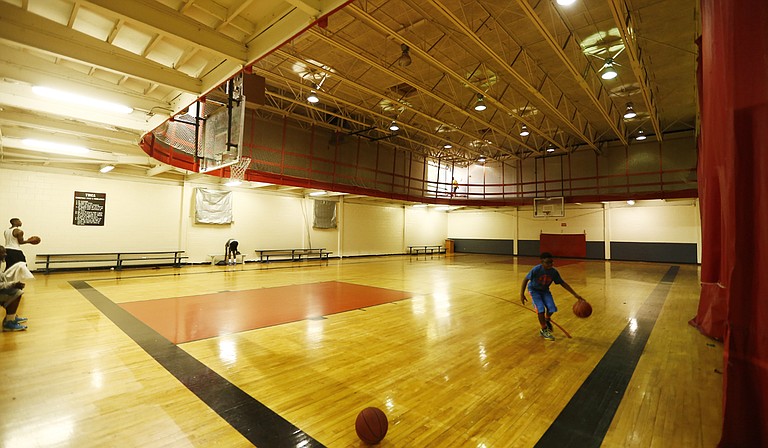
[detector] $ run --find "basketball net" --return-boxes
[227,157,250,185]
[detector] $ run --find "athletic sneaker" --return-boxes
[2,320,27,332]
[546,319,553,332]
[540,328,555,341]
[13,316,28,323]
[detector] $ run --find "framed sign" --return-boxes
[73,191,106,226]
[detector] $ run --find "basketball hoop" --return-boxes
[226,157,250,186]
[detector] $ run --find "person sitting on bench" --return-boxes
[1,246,28,332]
[225,239,240,265]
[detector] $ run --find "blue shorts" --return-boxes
[529,289,558,315]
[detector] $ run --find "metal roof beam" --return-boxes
[423,0,599,151]
[515,0,627,147]
[0,4,202,93]
[607,0,663,141]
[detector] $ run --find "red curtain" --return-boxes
[539,233,586,258]
[695,0,768,445]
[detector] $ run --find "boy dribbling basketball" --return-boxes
[520,252,585,341]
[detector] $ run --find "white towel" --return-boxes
[4,262,35,282]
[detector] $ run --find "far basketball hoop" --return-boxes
[534,197,565,218]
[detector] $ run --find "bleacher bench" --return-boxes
[254,248,331,262]
[407,245,446,255]
[35,251,187,273]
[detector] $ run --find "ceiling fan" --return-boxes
[590,47,625,80]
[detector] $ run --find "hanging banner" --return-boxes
[73,191,106,226]
[195,188,233,224]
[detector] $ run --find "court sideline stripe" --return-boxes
[534,266,679,447]
[70,280,325,448]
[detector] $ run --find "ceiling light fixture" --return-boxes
[520,125,530,137]
[557,0,576,4]
[443,143,452,149]
[307,90,319,103]
[623,102,637,119]
[601,58,618,80]
[474,94,487,111]
[32,86,133,114]
[546,144,556,153]
[22,139,90,156]
[309,191,327,196]
[389,121,400,131]
[398,44,412,67]
[627,199,636,206]
[224,179,242,187]
[477,156,486,164]
[636,129,647,140]
[99,164,115,173]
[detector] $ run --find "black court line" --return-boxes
[71,280,325,448]
[534,266,679,447]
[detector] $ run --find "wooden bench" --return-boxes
[254,248,331,262]
[408,245,446,255]
[293,248,332,261]
[35,251,187,273]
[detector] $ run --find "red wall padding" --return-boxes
[695,0,768,445]
[539,233,586,258]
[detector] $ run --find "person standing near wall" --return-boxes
[4,218,37,268]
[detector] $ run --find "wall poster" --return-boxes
[73,191,106,226]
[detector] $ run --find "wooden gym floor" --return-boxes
[0,254,722,447]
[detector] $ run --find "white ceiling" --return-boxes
[0,0,699,189]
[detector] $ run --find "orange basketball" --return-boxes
[355,407,388,445]
[28,236,41,245]
[573,300,592,318]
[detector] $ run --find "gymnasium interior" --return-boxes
[0,0,765,446]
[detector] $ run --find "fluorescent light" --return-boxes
[32,86,133,114]
[309,191,326,196]
[99,164,115,173]
[22,139,90,156]
[412,204,428,208]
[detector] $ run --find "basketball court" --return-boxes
[0,254,722,447]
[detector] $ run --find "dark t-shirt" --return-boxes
[526,264,563,291]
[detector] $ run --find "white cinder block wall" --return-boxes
[0,167,701,270]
